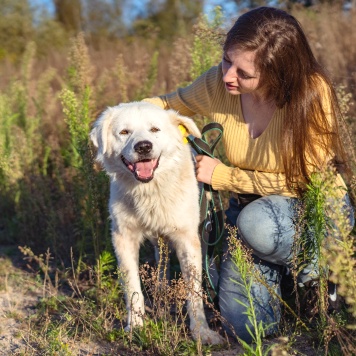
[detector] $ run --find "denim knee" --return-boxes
[236,195,297,265]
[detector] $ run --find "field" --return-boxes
[0,3,355,355]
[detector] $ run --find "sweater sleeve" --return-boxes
[143,65,220,117]
[211,163,295,197]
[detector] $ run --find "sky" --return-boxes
[31,0,55,14]
[29,0,239,22]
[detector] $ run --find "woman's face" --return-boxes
[221,48,261,95]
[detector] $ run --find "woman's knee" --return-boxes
[236,195,296,262]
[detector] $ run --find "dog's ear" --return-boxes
[168,111,202,139]
[90,107,115,155]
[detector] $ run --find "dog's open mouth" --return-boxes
[121,156,159,183]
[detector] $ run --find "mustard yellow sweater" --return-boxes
[144,63,346,197]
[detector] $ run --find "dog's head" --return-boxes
[90,102,201,183]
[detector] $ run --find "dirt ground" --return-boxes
[0,245,322,355]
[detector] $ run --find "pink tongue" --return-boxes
[135,159,157,179]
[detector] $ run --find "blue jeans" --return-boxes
[218,194,354,342]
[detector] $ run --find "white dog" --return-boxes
[90,102,223,344]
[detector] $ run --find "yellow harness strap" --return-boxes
[178,124,189,144]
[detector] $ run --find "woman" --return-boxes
[144,7,354,342]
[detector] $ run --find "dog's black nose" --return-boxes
[134,140,152,154]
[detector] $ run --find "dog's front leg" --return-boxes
[112,230,145,331]
[174,234,224,345]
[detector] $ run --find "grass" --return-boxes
[290,168,356,355]
[1,245,227,355]
[0,3,355,355]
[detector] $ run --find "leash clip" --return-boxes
[205,210,213,232]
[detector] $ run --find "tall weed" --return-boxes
[0,42,49,244]
[190,6,224,82]
[293,167,356,354]
[60,33,110,260]
[134,50,159,100]
[228,227,276,356]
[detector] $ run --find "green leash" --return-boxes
[187,123,225,303]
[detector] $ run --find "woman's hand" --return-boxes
[195,155,221,184]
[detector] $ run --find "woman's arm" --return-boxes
[212,163,295,197]
[195,154,294,196]
[143,65,220,117]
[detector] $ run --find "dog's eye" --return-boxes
[119,129,129,135]
[150,127,160,133]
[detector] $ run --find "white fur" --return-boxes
[90,102,223,344]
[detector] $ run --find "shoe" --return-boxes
[327,281,342,313]
[299,280,342,319]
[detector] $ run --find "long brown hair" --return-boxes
[224,7,348,194]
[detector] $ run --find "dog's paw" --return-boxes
[192,327,225,345]
[124,324,131,332]
[124,323,143,332]
[124,318,144,332]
